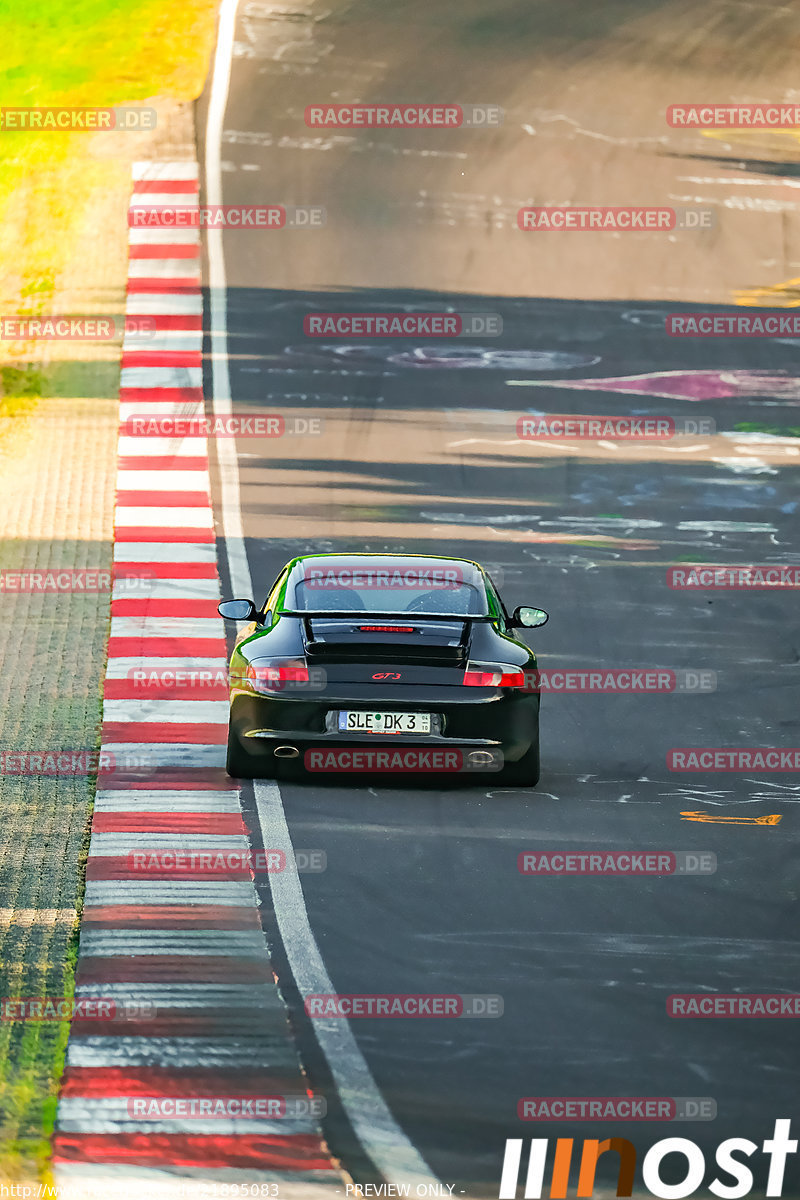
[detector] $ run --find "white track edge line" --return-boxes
[204,0,441,1186]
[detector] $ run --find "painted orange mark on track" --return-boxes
[680,810,782,826]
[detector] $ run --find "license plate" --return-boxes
[338,710,431,734]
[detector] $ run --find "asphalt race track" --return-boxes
[199,1,800,1194]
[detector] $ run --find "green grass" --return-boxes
[0,0,217,208]
[0,753,101,1181]
[0,0,217,1176]
[0,275,52,419]
[0,1019,72,1176]
[0,0,217,381]
[0,366,45,418]
[1,0,208,99]
[0,0,217,437]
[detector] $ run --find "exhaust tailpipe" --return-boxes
[467,750,497,767]
[273,745,300,759]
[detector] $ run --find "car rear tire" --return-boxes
[497,740,540,787]
[226,726,266,779]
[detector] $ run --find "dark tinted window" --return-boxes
[283,557,489,616]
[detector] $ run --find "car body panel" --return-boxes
[221,553,544,777]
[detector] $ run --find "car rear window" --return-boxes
[282,558,489,616]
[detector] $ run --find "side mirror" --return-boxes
[511,606,549,629]
[218,598,258,621]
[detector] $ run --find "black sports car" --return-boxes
[218,553,548,785]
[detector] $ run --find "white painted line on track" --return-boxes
[133,162,199,181]
[205,1,442,1184]
[84,881,255,904]
[120,402,206,421]
[67,1039,301,1069]
[129,226,201,245]
[79,929,267,955]
[87,831,246,854]
[110,578,221,601]
[100,743,226,768]
[114,506,213,528]
[117,436,209,457]
[88,833,246,855]
[75,983,282,1003]
[123,331,204,352]
[116,469,211,490]
[93,791,240,812]
[129,192,201,207]
[103,657,228,677]
[127,260,202,280]
[100,701,228,724]
[120,365,204,388]
[125,293,204,316]
[113,542,219,563]
[206,0,252,604]
[111,616,222,637]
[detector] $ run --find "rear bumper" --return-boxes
[229,691,538,765]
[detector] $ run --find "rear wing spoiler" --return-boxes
[295,611,479,662]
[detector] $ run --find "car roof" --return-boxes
[287,552,487,572]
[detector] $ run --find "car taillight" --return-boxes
[246,658,310,693]
[463,662,526,688]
